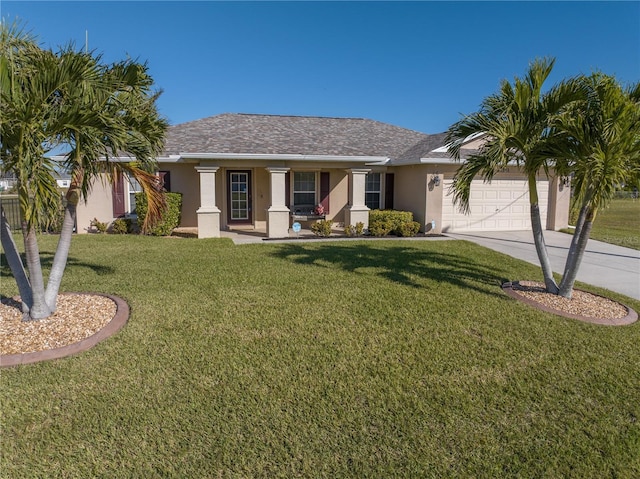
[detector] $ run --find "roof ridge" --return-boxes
[229,112,378,122]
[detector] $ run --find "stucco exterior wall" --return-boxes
[546,176,571,230]
[392,165,428,229]
[160,164,199,228]
[76,175,114,234]
[253,167,270,223]
[329,170,348,224]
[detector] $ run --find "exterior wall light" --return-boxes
[561,176,571,187]
[431,174,441,187]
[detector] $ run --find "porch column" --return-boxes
[195,166,221,238]
[266,167,290,238]
[345,168,370,229]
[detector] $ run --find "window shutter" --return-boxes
[384,173,394,210]
[158,171,171,192]
[285,171,290,207]
[320,172,330,213]
[112,172,125,217]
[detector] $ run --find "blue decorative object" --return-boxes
[292,222,301,233]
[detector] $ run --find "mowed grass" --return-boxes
[566,198,640,249]
[1,235,639,478]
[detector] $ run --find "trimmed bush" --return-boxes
[397,221,421,237]
[90,218,108,234]
[345,222,365,237]
[368,210,420,237]
[310,219,333,237]
[136,192,183,236]
[110,218,129,234]
[368,219,393,237]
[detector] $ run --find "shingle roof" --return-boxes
[395,133,449,163]
[396,133,483,163]
[162,113,432,158]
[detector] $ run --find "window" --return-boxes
[293,171,316,206]
[365,173,382,210]
[128,176,143,215]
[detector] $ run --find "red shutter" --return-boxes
[285,171,290,208]
[320,172,330,213]
[384,173,394,210]
[158,171,171,192]
[112,172,125,217]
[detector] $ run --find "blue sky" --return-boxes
[2,1,639,133]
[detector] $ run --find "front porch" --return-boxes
[193,165,372,239]
[173,225,349,244]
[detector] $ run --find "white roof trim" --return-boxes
[178,152,390,163]
[419,157,457,164]
[431,132,486,153]
[420,157,527,167]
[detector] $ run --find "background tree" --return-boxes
[0,21,168,319]
[445,58,585,294]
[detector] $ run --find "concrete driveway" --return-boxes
[447,230,640,300]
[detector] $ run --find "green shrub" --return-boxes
[345,222,365,237]
[90,218,108,234]
[136,192,183,236]
[368,210,417,236]
[398,221,421,237]
[368,220,391,237]
[310,219,333,237]
[110,218,129,234]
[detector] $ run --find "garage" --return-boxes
[441,177,549,232]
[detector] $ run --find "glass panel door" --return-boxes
[228,171,252,223]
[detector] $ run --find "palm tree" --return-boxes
[0,22,167,319]
[552,74,640,297]
[445,58,586,294]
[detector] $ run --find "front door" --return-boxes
[227,170,252,224]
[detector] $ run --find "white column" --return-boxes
[195,166,221,238]
[345,168,370,229]
[266,167,290,238]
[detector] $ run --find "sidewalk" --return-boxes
[447,231,640,300]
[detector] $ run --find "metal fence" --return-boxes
[0,196,22,231]
[0,196,71,232]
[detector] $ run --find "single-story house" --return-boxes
[76,113,571,238]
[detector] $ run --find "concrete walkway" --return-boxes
[447,231,640,300]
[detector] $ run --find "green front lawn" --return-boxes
[564,198,640,249]
[2,235,639,477]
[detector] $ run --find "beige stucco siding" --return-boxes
[253,167,270,223]
[328,170,348,224]
[159,164,199,228]
[546,176,571,230]
[76,176,114,233]
[392,165,429,230]
[391,165,458,233]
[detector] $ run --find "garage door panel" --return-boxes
[442,178,548,232]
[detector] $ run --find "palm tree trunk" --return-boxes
[558,206,595,298]
[528,176,559,294]
[22,221,52,320]
[0,206,32,314]
[45,190,78,310]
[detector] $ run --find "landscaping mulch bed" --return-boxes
[0,293,128,366]
[502,281,637,326]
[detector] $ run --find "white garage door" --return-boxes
[441,178,549,232]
